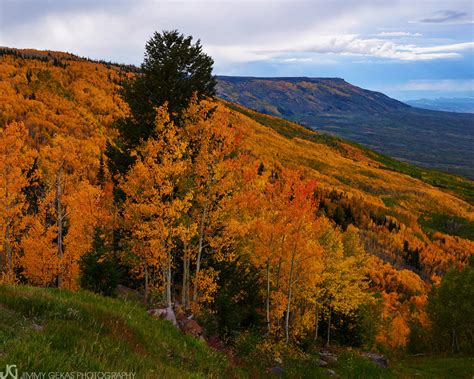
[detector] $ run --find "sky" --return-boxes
[1,0,473,100]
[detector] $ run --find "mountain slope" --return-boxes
[217,76,474,179]
[2,286,473,378]
[1,48,472,236]
[0,285,232,377]
[1,48,473,367]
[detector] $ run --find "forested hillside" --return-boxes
[217,76,474,179]
[0,42,473,374]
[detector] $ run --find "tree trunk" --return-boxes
[4,219,12,274]
[166,252,172,308]
[326,312,332,347]
[266,259,271,335]
[193,204,207,303]
[56,169,63,288]
[182,244,190,309]
[275,256,283,329]
[144,260,149,304]
[285,252,296,345]
[314,306,319,341]
[275,233,285,292]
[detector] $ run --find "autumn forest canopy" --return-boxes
[0,30,473,369]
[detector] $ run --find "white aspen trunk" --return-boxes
[285,251,296,345]
[275,257,283,329]
[144,260,149,304]
[166,252,172,308]
[182,245,189,308]
[326,312,332,346]
[193,204,207,303]
[314,306,319,341]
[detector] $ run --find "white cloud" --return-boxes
[282,58,314,62]
[374,31,422,37]
[0,0,473,65]
[259,35,473,61]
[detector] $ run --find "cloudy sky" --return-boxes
[1,0,473,99]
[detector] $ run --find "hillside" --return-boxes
[0,47,473,363]
[1,47,472,263]
[0,285,232,377]
[217,76,474,179]
[2,285,473,378]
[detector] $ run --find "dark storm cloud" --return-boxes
[416,10,471,23]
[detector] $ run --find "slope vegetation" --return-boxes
[217,76,474,178]
[1,48,472,356]
[1,285,472,378]
[0,285,232,377]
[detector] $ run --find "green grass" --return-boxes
[2,285,473,378]
[270,351,473,379]
[336,352,395,379]
[223,101,474,205]
[361,148,474,206]
[392,355,474,378]
[419,212,474,241]
[224,101,344,151]
[0,285,235,378]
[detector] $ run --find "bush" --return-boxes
[426,257,474,354]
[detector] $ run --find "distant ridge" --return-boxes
[405,97,474,114]
[217,76,474,179]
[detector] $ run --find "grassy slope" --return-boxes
[0,285,384,378]
[0,285,234,378]
[222,102,473,240]
[224,101,474,206]
[391,356,474,379]
[1,285,471,378]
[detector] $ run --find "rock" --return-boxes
[116,285,142,302]
[318,359,328,367]
[269,366,284,376]
[325,368,338,377]
[180,319,203,337]
[362,352,389,368]
[148,307,178,327]
[320,350,338,365]
[176,312,204,337]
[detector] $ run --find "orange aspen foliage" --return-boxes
[179,98,241,309]
[121,106,192,304]
[234,163,327,343]
[62,181,102,289]
[21,134,101,288]
[0,122,36,283]
[21,206,59,286]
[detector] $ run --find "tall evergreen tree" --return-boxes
[107,30,216,177]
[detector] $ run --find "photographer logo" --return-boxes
[0,365,17,379]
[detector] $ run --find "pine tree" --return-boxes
[107,30,216,177]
